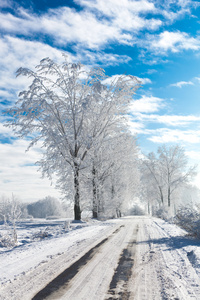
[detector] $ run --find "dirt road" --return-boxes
[33,218,138,300]
[32,217,200,300]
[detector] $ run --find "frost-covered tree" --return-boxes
[142,145,196,213]
[180,184,200,206]
[0,195,10,224]
[142,152,165,205]
[0,194,21,245]
[27,196,64,218]
[87,132,139,218]
[6,57,140,220]
[106,134,140,217]
[158,145,196,208]
[8,194,21,244]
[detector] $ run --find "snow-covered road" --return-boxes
[1,216,200,300]
[130,217,200,300]
[33,219,138,300]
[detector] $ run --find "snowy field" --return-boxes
[1,216,200,299]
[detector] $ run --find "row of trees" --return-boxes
[6,57,141,220]
[0,143,197,224]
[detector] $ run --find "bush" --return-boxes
[153,207,168,220]
[32,229,52,240]
[0,233,15,248]
[175,205,200,238]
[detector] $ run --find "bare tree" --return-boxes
[108,134,140,217]
[89,132,139,218]
[0,195,10,224]
[5,56,140,220]
[142,152,165,205]
[158,145,196,208]
[142,145,196,212]
[8,194,21,245]
[0,194,21,245]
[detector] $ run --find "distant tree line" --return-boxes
[0,195,65,222]
[26,196,65,218]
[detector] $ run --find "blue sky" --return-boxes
[1,0,200,202]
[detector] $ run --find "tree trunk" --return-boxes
[74,165,81,220]
[158,186,164,204]
[3,215,7,225]
[116,208,121,218]
[92,165,98,218]
[148,200,150,215]
[168,187,171,207]
[13,221,18,245]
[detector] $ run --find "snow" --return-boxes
[0,218,122,299]
[1,216,200,299]
[130,217,200,299]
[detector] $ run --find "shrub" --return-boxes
[153,207,168,220]
[0,233,16,248]
[175,205,200,238]
[32,229,52,240]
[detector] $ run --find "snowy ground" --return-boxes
[130,217,200,300]
[1,216,200,299]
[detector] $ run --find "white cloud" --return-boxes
[156,0,198,22]
[0,0,12,8]
[129,95,164,113]
[143,31,200,54]
[136,77,152,84]
[75,50,132,66]
[77,0,156,15]
[102,75,151,87]
[42,7,123,48]
[0,123,15,137]
[0,1,198,60]
[75,0,162,33]
[145,69,157,75]
[186,150,200,161]
[147,128,200,144]
[0,1,163,50]
[0,36,135,109]
[0,35,134,99]
[154,115,200,126]
[0,139,61,202]
[101,74,140,87]
[170,80,194,88]
[131,112,200,126]
[0,89,13,99]
[0,36,71,103]
[0,8,117,49]
[127,119,145,134]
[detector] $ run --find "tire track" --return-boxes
[105,226,138,300]
[32,219,139,300]
[32,226,125,300]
